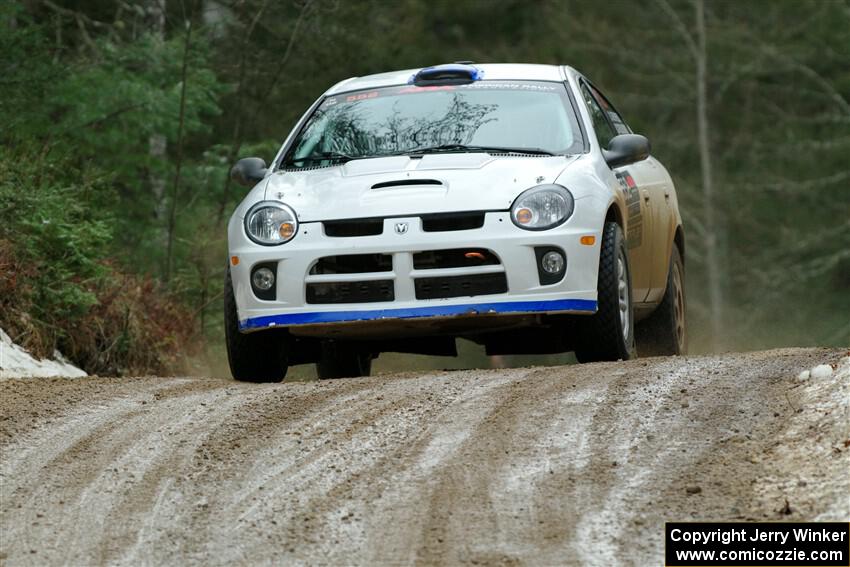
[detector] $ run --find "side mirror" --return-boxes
[230,157,268,187]
[602,134,651,168]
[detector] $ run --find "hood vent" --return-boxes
[371,179,443,190]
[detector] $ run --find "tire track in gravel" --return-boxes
[195,370,525,566]
[386,362,631,565]
[574,350,848,565]
[93,389,251,566]
[398,368,578,566]
[1,348,846,567]
[1,378,188,498]
[573,360,696,565]
[339,369,541,566]
[3,382,238,565]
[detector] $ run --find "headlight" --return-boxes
[244,201,298,245]
[510,184,574,230]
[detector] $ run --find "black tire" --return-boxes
[316,346,372,379]
[574,222,637,362]
[636,243,687,357]
[224,265,289,382]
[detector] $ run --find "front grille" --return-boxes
[421,211,485,232]
[321,211,485,236]
[414,273,508,300]
[323,218,383,237]
[306,280,394,304]
[413,248,500,270]
[310,254,392,275]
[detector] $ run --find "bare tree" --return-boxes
[147,0,168,250]
[164,10,195,283]
[693,0,723,348]
[655,0,724,349]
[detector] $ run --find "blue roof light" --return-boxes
[408,63,484,86]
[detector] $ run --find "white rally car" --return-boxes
[225,63,686,381]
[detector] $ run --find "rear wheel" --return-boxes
[224,266,289,382]
[574,222,636,362]
[636,243,687,356]
[316,345,372,379]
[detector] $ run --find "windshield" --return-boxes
[283,80,584,167]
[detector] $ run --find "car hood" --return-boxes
[259,153,581,222]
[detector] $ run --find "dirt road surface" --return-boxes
[1,348,848,566]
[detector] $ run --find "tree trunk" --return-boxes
[164,15,193,283]
[147,0,168,255]
[694,0,724,349]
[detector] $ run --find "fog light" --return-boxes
[541,251,565,274]
[252,267,275,291]
[535,247,566,285]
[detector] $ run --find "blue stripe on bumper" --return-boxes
[239,298,597,330]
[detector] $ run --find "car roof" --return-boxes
[325,63,574,96]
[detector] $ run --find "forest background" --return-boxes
[2,0,848,376]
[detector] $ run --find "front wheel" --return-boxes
[224,265,289,382]
[574,222,636,363]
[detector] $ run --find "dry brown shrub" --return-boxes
[1,240,197,376]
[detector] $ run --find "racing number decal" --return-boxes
[616,171,643,249]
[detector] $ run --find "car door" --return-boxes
[585,82,671,303]
[579,81,652,302]
[630,155,676,303]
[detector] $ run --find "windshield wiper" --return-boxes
[286,151,407,167]
[405,144,557,156]
[286,146,558,167]
[287,151,357,166]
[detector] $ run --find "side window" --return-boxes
[589,84,631,136]
[580,83,616,148]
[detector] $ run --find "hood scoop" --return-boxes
[371,179,443,190]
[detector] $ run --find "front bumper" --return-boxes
[228,210,601,333]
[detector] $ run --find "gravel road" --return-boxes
[1,348,848,566]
